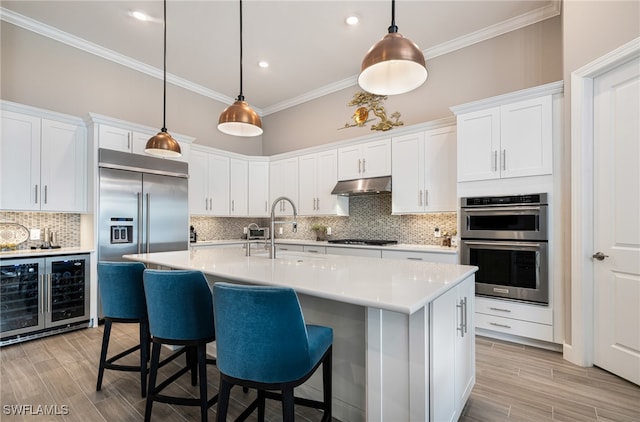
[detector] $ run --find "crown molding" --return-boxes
[1,1,560,116]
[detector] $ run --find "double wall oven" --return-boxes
[460,193,549,305]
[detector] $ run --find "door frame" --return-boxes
[566,37,640,366]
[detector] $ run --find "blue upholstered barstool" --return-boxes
[96,261,149,397]
[143,269,218,422]
[213,282,333,422]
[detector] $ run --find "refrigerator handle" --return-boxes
[137,192,143,254]
[146,192,151,253]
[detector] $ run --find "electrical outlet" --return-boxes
[279,227,283,235]
[30,228,41,240]
[434,228,441,238]
[326,227,332,235]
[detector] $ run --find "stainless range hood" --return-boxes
[331,176,392,196]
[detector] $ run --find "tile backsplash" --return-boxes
[191,194,458,246]
[0,212,81,250]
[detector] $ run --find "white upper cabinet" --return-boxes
[1,108,86,212]
[89,114,193,163]
[455,92,553,182]
[229,158,248,216]
[392,126,457,213]
[269,157,299,216]
[189,149,229,216]
[298,149,348,216]
[248,160,269,217]
[337,138,391,181]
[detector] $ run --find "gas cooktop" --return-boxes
[327,239,398,246]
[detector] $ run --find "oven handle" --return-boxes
[462,241,542,248]
[462,206,541,212]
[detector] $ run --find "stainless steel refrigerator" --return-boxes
[98,148,189,262]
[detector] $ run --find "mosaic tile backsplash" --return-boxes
[191,194,457,246]
[0,212,81,250]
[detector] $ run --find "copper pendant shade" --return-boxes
[218,0,262,137]
[358,0,427,96]
[145,0,182,158]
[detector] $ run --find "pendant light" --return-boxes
[218,0,263,137]
[145,0,182,158]
[358,0,427,96]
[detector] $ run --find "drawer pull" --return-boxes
[489,307,512,313]
[407,257,423,261]
[489,322,511,329]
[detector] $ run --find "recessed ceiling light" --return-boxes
[258,61,269,68]
[345,15,359,26]
[130,10,151,22]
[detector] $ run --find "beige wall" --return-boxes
[0,23,263,156]
[262,16,562,155]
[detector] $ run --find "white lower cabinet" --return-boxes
[475,296,553,342]
[303,245,326,254]
[326,247,382,258]
[381,250,457,264]
[431,275,475,422]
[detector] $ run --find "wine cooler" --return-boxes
[1,254,90,346]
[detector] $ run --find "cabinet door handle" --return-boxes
[280,248,289,251]
[418,190,422,206]
[35,185,38,204]
[44,185,48,204]
[463,297,468,334]
[502,149,506,171]
[316,197,319,210]
[209,198,212,211]
[265,201,267,212]
[232,200,234,212]
[407,257,423,261]
[456,299,465,337]
[362,158,366,173]
[46,273,51,314]
[490,322,511,329]
[137,192,143,254]
[205,197,208,211]
[127,133,131,150]
[307,249,319,253]
[424,189,428,207]
[358,159,362,173]
[492,151,497,172]
[489,307,511,313]
[146,193,151,253]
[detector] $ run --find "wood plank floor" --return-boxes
[1,325,638,421]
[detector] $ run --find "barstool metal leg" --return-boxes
[282,386,295,422]
[139,321,149,397]
[197,345,208,422]
[322,347,333,422]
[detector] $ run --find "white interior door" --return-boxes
[593,56,640,386]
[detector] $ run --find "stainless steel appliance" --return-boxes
[1,254,90,346]
[248,227,269,240]
[460,193,549,304]
[98,148,189,263]
[328,239,398,246]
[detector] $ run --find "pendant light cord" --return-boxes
[237,0,245,101]
[162,0,168,132]
[388,0,398,33]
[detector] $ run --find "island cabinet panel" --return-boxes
[431,275,475,422]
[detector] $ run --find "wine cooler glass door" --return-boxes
[0,259,45,339]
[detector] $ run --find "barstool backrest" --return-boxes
[213,282,311,383]
[143,270,215,342]
[97,262,146,320]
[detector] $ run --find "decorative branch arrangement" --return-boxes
[339,91,403,132]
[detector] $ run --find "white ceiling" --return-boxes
[1,1,559,115]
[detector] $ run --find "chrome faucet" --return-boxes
[270,196,297,259]
[245,223,260,256]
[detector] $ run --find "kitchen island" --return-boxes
[124,248,477,421]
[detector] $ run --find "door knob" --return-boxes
[592,252,609,261]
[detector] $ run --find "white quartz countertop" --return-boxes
[192,238,458,254]
[0,247,94,259]
[124,248,476,314]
